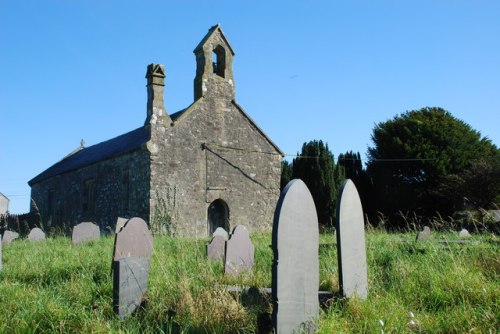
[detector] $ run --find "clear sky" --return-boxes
[1,1,499,213]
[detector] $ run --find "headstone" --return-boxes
[336,179,368,300]
[0,236,2,271]
[2,230,19,244]
[459,228,471,238]
[28,227,46,241]
[416,226,431,242]
[272,179,319,334]
[115,217,128,233]
[72,222,100,245]
[224,225,254,276]
[212,227,229,240]
[207,235,226,261]
[112,217,153,318]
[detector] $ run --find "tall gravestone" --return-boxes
[336,179,368,300]
[2,230,19,244]
[224,225,254,276]
[112,217,153,318]
[272,179,319,334]
[28,227,46,241]
[207,227,229,261]
[72,222,100,245]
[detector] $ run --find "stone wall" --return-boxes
[30,149,150,232]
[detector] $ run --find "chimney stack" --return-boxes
[145,64,171,125]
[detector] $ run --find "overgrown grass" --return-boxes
[0,231,498,333]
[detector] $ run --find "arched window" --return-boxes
[212,45,226,78]
[207,199,230,235]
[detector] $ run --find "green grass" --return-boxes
[0,231,498,333]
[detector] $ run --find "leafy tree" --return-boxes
[292,140,343,226]
[337,151,373,213]
[366,107,499,222]
[280,159,293,191]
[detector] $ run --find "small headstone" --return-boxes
[28,227,46,241]
[113,217,153,261]
[112,217,153,318]
[2,230,19,244]
[115,217,128,233]
[272,179,319,334]
[207,235,226,261]
[212,227,229,240]
[336,179,368,300]
[72,222,100,245]
[224,225,254,276]
[416,226,431,242]
[459,228,471,238]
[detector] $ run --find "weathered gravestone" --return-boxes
[0,236,2,271]
[2,230,19,244]
[272,179,319,334]
[213,227,229,240]
[207,235,226,261]
[459,228,471,238]
[225,225,254,276]
[28,227,46,241]
[416,226,431,242]
[336,179,368,300]
[72,222,100,245]
[115,217,128,234]
[112,217,153,318]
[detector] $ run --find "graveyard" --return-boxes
[0,220,498,333]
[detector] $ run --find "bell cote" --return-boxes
[194,24,235,101]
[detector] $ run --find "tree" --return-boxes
[337,151,373,213]
[366,107,499,223]
[280,159,293,191]
[292,140,343,226]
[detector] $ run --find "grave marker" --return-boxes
[212,227,229,240]
[416,226,431,242]
[112,217,153,318]
[72,222,100,245]
[336,179,368,300]
[225,225,254,276]
[207,235,226,261]
[2,230,19,244]
[28,227,46,241]
[0,236,2,271]
[272,179,319,334]
[115,217,128,233]
[459,228,471,238]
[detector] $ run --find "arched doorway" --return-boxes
[207,199,230,235]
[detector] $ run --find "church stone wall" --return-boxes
[30,149,150,232]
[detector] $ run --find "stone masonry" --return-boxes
[29,25,282,236]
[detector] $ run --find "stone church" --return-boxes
[29,25,283,236]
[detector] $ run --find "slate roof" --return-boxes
[29,126,149,185]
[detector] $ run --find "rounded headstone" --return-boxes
[225,225,254,276]
[113,217,153,261]
[2,230,19,244]
[272,179,319,334]
[207,235,226,261]
[416,226,431,242]
[459,228,471,238]
[212,227,229,240]
[336,179,368,300]
[115,217,128,234]
[72,222,100,245]
[28,227,46,241]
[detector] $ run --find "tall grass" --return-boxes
[0,231,498,333]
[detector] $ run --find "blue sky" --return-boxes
[1,1,499,213]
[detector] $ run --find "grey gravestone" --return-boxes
[28,227,46,241]
[224,225,254,276]
[0,237,2,271]
[112,217,153,318]
[72,222,100,245]
[207,235,226,261]
[272,179,319,334]
[115,217,128,233]
[113,256,150,318]
[336,179,368,300]
[212,227,229,240]
[416,226,431,242]
[459,228,471,238]
[2,230,19,244]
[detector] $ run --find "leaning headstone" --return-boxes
[459,228,471,238]
[72,222,100,245]
[416,226,431,242]
[112,217,153,318]
[336,179,368,300]
[28,227,46,241]
[272,179,319,334]
[207,235,226,261]
[2,230,19,244]
[224,225,254,276]
[212,227,229,240]
[115,217,128,233]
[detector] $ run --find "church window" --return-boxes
[212,45,226,78]
[83,178,96,213]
